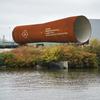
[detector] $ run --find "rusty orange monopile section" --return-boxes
[12,15,91,45]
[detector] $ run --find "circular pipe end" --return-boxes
[74,16,91,43]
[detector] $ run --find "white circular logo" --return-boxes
[21,30,29,39]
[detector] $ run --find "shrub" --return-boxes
[83,39,100,66]
[0,53,15,66]
[41,46,63,62]
[0,42,99,69]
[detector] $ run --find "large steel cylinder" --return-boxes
[12,15,91,44]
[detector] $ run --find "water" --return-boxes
[0,49,13,53]
[0,68,100,100]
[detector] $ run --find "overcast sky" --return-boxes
[0,0,100,41]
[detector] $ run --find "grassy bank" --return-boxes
[0,39,100,69]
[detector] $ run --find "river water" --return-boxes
[0,68,100,100]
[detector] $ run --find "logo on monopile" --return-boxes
[21,30,28,39]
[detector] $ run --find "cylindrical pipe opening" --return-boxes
[74,16,91,43]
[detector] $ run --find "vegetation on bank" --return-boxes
[0,39,100,69]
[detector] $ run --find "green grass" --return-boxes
[0,39,100,69]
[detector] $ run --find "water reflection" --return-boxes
[0,68,100,100]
